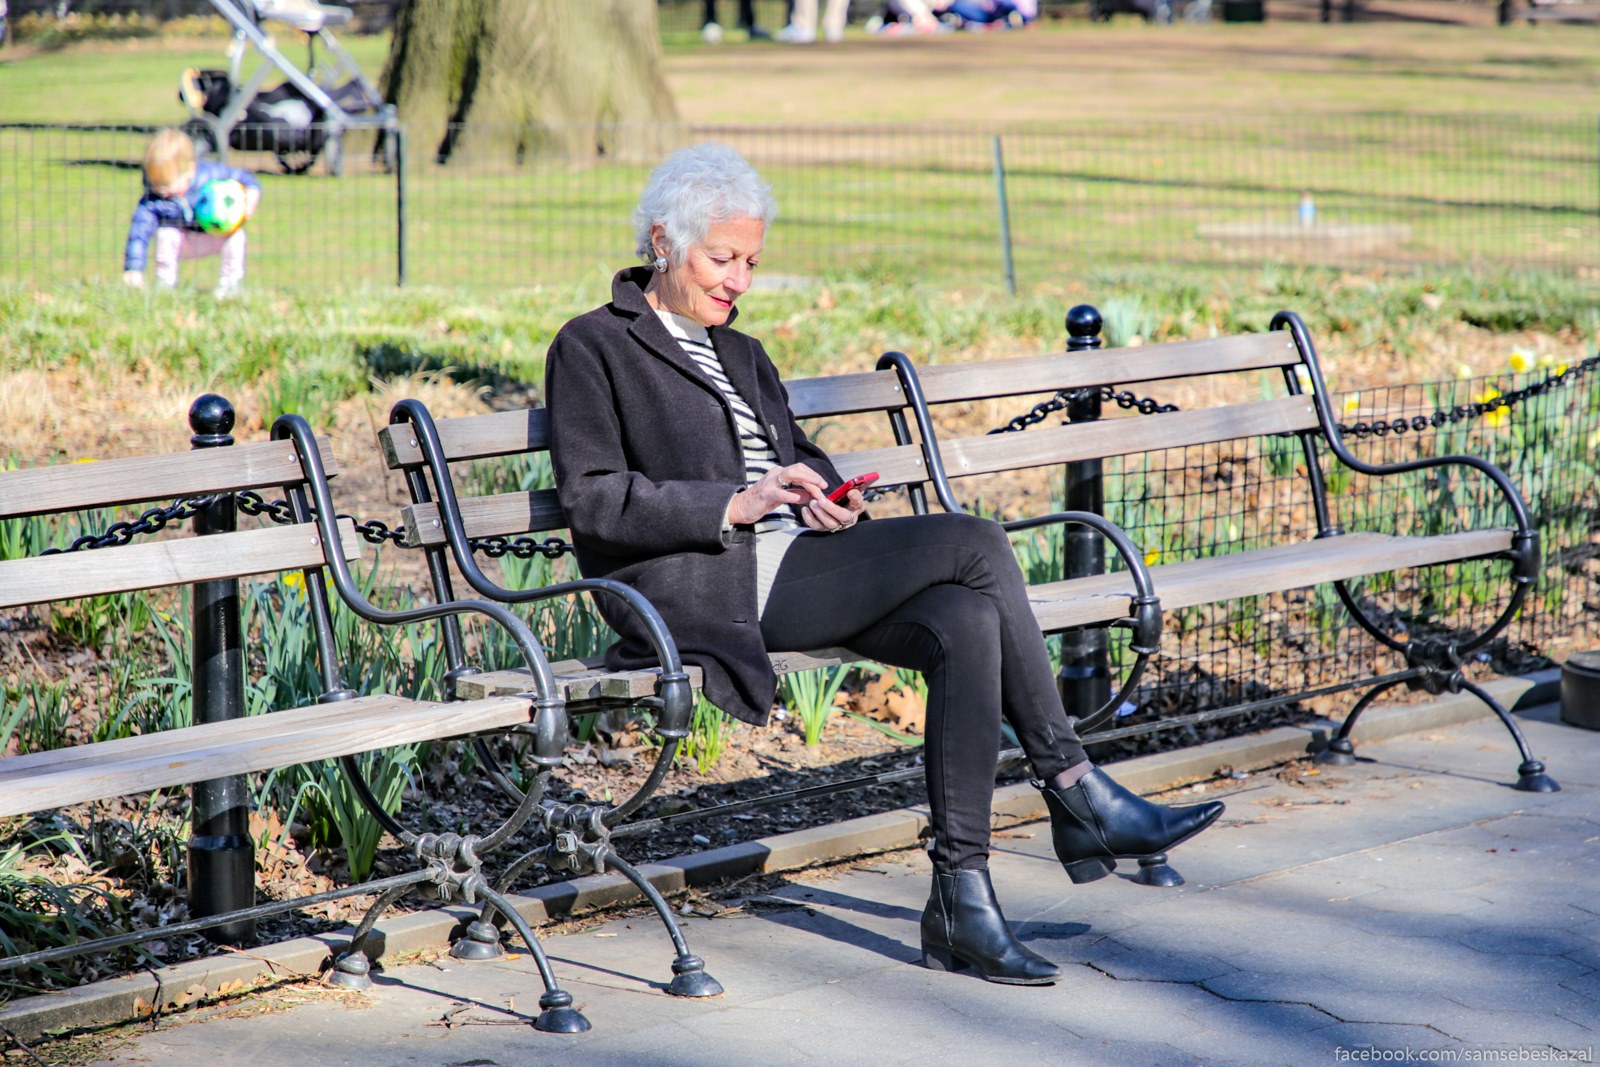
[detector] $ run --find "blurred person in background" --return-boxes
[935,0,1037,28]
[702,0,775,40]
[867,0,951,33]
[779,0,851,41]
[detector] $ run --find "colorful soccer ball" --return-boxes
[193,178,248,236]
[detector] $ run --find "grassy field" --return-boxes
[3,17,1595,291]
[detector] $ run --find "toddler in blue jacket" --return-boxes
[122,129,261,298]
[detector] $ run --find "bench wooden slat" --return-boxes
[0,519,365,610]
[455,647,860,702]
[457,662,706,702]
[398,442,925,547]
[379,409,550,470]
[786,370,906,419]
[0,437,339,519]
[934,395,1319,481]
[909,333,1301,407]
[455,531,1512,703]
[398,395,1310,548]
[0,693,535,818]
[1028,530,1516,631]
[401,487,566,547]
[377,335,1298,472]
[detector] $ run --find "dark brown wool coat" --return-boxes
[544,267,845,724]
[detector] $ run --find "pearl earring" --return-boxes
[652,255,668,273]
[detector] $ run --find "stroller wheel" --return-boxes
[274,150,318,175]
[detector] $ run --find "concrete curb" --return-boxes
[0,672,1553,1042]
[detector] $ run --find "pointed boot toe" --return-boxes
[1041,768,1224,879]
[920,868,1059,986]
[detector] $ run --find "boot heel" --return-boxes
[920,942,967,973]
[1064,856,1114,884]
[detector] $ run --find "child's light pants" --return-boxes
[152,227,246,294]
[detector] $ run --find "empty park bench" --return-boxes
[0,396,719,1036]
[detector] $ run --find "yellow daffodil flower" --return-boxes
[1509,349,1534,374]
[1476,387,1508,429]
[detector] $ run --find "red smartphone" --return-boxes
[827,471,879,504]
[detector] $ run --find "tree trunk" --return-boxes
[381,0,679,164]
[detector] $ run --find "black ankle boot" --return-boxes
[1040,768,1224,884]
[920,868,1059,985]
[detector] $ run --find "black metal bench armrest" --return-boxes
[384,400,692,825]
[874,350,1164,733]
[1002,510,1162,733]
[271,415,568,783]
[1272,311,1539,657]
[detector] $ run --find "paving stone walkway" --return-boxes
[75,704,1600,1067]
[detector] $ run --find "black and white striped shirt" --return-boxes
[655,308,808,618]
[656,311,799,535]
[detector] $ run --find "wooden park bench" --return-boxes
[374,361,1169,893]
[378,300,1554,890]
[0,396,720,1036]
[873,307,1554,793]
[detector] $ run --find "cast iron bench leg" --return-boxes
[450,843,722,998]
[1316,676,1558,793]
[602,853,724,997]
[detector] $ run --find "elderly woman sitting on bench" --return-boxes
[543,142,1224,986]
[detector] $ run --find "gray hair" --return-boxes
[632,143,777,266]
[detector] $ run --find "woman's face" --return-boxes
[653,215,765,329]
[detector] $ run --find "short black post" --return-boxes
[186,394,256,944]
[1057,306,1110,723]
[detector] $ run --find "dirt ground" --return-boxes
[665,5,1600,125]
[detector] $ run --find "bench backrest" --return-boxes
[378,326,1324,548]
[0,436,363,610]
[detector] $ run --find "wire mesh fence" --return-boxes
[3,113,1595,292]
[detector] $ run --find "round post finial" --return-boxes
[189,394,236,448]
[1065,305,1103,352]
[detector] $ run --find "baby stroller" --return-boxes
[178,0,397,176]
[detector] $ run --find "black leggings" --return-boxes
[760,512,1089,873]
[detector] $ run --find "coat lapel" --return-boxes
[612,267,727,405]
[609,268,782,457]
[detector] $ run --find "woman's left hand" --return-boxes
[797,485,865,533]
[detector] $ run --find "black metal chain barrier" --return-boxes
[469,534,575,560]
[39,497,218,555]
[34,489,576,559]
[235,491,407,548]
[990,385,1179,435]
[991,353,1599,440]
[1337,354,1600,439]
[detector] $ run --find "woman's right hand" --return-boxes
[727,463,826,526]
